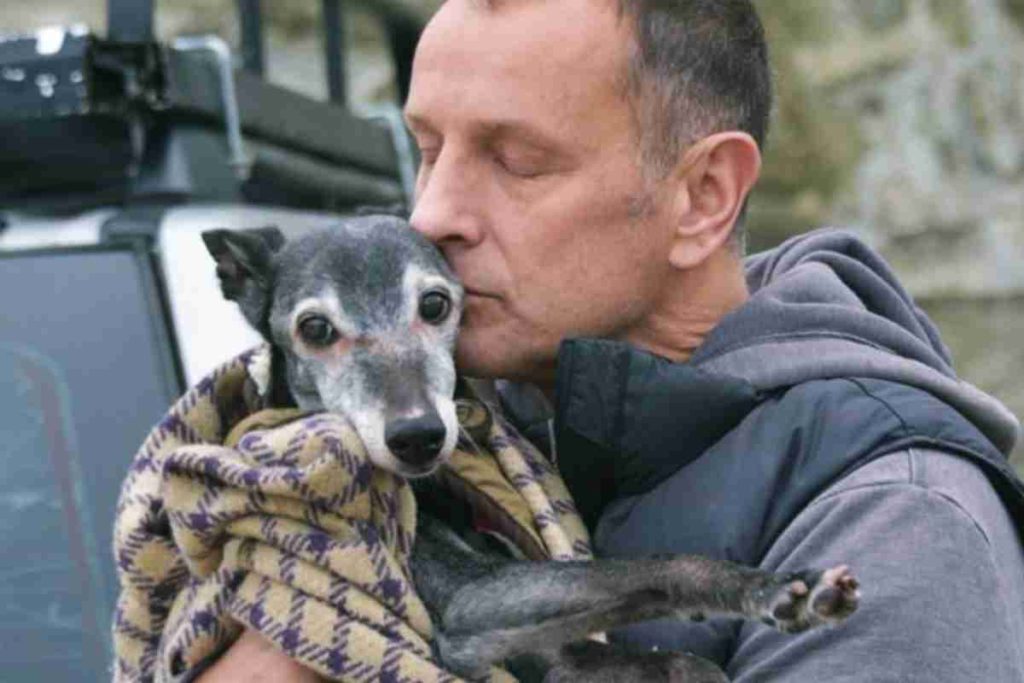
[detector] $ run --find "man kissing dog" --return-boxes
[202,1,1024,681]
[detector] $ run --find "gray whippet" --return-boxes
[202,215,859,682]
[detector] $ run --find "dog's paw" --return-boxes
[754,565,860,634]
[807,565,860,622]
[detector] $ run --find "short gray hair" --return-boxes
[460,0,773,246]
[620,0,772,248]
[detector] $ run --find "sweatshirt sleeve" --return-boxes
[728,474,1024,682]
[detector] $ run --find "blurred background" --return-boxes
[1,0,1021,469]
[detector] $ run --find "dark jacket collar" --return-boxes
[554,338,761,528]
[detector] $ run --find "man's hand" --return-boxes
[196,629,323,682]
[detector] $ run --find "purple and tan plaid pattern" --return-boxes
[112,347,591,682]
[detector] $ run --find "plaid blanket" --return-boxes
[112,346,591,682]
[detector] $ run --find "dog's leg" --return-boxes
[441,559,857,678]
[412,517,858,679]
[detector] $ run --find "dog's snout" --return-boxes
[385,413,447,467]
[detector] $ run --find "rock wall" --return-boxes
[752,0,1024,469]
[2,0,1021,469]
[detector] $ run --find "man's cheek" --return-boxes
[461,295,499,329]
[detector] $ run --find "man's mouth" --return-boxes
[463,287,499,299]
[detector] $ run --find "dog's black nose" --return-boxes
[385,414,447,467]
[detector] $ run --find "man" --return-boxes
[203,0,1024,680]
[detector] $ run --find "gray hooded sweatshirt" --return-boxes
[515,228,1024,681]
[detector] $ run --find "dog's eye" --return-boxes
[419,291,451,324]
[298,315,338,346]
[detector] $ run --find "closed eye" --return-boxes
[408,122,443,167]
[495,154,548,179]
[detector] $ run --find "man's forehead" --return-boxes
[458,0,622,11]
[417,0,627,68]
[407,0,631,124]
[457,0,559,9]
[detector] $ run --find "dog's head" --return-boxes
[202,216,464,478]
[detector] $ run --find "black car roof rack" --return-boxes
[0,1,426,211]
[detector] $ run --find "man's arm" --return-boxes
[728,450,1024,682]
[195,629,323,683]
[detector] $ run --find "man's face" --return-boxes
[406,0,675,384]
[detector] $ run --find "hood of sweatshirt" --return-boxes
[548,229,1020,496]
[690,228,1019,455]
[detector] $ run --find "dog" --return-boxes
[202,215,860,682]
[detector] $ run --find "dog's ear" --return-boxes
[201,227,284,301]
[202,228,284,337]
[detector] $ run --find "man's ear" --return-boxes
[668,132,761,270]
[201,227,284,301]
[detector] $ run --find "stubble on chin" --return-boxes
[455,292,565,384]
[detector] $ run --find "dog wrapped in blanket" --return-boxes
[112,215,859,682]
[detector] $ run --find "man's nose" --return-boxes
[409,152,485,247]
